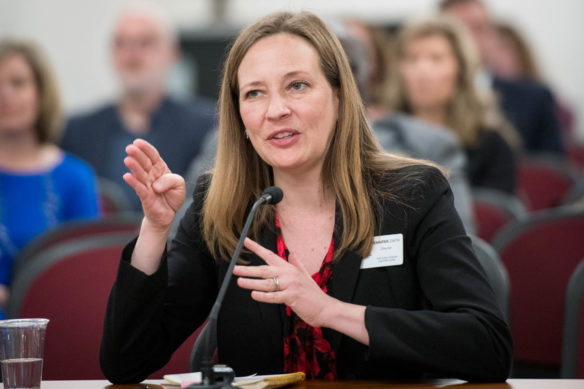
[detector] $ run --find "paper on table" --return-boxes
[163,372,305,389]
[163,372,201,386]
[234,372,305,388]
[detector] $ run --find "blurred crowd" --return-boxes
[0,0,581,330]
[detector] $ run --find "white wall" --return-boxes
[1,0,582,139]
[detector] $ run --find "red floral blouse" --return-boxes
[275,215,337,380]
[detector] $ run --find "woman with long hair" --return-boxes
[101,11,511,383]
[386,16,519,194]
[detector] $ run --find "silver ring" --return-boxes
[272,276,280,291]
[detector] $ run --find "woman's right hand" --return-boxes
[123,138,186,231]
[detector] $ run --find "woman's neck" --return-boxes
[273,167,335,213]
[0,130,55,171]
[412,105,448,127]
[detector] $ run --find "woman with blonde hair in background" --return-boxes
[386,16,519,194]
[101,11,511,383]
[0,40,100,318]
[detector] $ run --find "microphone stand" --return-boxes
[187,188,282,389]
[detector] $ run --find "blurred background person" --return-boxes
[0,40,100,318]
[60,1,216,212]
[337,19,476,233]
[489,21,576,144]
[340,21,391,122]
[440,0,565,156]
[489,22,541,82]
[386,16,519,194]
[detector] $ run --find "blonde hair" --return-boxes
[0,39,62,144]
[203,11,433,262]
[385,16,518,149]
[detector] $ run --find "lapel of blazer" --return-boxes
[326,224,363,352]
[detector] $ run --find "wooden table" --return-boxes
[11,379,583,388]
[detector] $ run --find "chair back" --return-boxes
[97,177,133,215]
[561,259,584,378]
[492,208,584,367]
[567,144,584,173]
[517,155,578,211]
[562,178,584,207]
[472,189,527,242]
[470,236,510,320]
[7,233,196,379]
[13,214,142,278]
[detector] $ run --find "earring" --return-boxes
[244,130,249,139]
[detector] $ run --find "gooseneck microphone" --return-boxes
[188,186,283,389]
[261,186,284,205]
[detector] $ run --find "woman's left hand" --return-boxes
[234,237,337,328]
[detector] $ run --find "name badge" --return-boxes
[360,234,404,269]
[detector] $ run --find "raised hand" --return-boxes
[123,138,186,230]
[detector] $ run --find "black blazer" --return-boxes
[100,165,512,384]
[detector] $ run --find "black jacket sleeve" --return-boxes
[100,176,218,384]
[365,167,513,382]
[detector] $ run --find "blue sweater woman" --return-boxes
[0,152,100,317]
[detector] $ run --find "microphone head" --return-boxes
[262,186,283,205]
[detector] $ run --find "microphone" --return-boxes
[188,186,283,389]
[261,186,284,205]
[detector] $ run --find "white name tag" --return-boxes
[360,234,404,269]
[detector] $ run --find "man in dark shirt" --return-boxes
[440,0,564,155]
[61,3,215,210]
